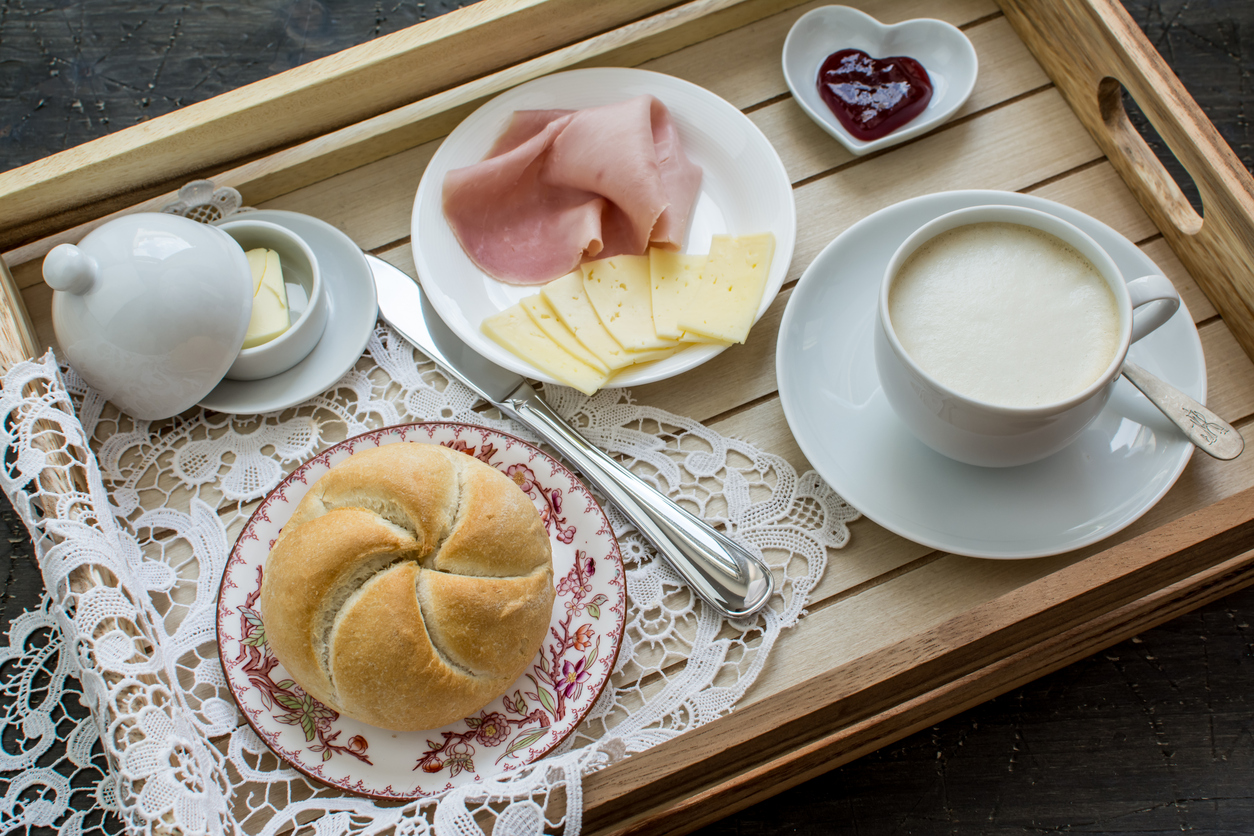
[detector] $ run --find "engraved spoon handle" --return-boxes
[1121,362,1244,460]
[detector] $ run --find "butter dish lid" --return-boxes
[45,212,253,420]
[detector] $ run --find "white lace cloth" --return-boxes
[0,236,857,836]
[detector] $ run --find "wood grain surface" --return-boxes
[692,3,1254,832]
[1,2,1253,835]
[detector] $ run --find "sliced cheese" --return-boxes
[242,247,291,349]
[682,332,733,345]
[676,233,775,344]
[582,255,677,351]
[649,249,706,341]
[541,272,635,370]
[626,346,680,365]
[519,293,610,374]
[482,304,610,396]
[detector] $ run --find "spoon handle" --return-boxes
[1121,362,1244,460]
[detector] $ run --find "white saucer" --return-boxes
[777,190,1204,559]
[200,210,378,414]
[410,67,796,388]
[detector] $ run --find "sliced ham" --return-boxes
[442,95,703,285]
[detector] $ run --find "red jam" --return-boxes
[816,48,933,141]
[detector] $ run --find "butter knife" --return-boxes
[367,255,774,618]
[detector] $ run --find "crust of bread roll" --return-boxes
[260,506,419,709]
[417,568,556,683]
[330,562,504,730]
[282,442,459,551]
[431,459,551,577]
[259,442,555,731]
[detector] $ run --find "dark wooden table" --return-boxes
[2,2,1252,833]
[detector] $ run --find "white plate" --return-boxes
[411,67,797,388]
[777,190,1204,559]
[782,5,978,156]
[216,422,627,799]
[200,210,378,414]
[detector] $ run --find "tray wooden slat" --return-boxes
[0,0,711,248]
[578,489,1254,835]
[1,0,1253,833]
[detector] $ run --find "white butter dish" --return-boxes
[45,212,254,421]
[44,212,329,420]
[219,219,326,382]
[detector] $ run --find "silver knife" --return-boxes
[367,254,774,618]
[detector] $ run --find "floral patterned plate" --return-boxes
[216,422,626,799]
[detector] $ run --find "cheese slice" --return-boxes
[541,273,636,370]
[519,294,610,375]
[481,305,610,396]
[676,233,775,344]
[649,249,706,340]
[242,248,291,349]
[582,255,677,351]
[682,332,733,345]
[625,346,680,365]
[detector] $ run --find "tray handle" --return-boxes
[997,0,1254,361]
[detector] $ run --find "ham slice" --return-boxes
[442,95,703,285]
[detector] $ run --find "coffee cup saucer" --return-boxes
[776,190,1205,559]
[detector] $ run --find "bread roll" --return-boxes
[259,442,554,731]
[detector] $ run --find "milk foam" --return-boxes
[888,222,1121,408]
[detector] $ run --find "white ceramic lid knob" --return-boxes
[43,243,99,295]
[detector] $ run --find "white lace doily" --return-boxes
[0,186,858,836]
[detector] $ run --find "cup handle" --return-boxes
[1126,274,1181,343]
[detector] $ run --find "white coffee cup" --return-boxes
[874,205,1180,467]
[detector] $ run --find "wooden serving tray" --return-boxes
[2,1,1253,833]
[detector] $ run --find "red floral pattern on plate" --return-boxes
[215,423,626,800]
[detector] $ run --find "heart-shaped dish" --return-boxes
[782,5,978,155]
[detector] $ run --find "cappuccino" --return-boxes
[888,222,1120,408]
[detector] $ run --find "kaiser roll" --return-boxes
[259,442,554,731]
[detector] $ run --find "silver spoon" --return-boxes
[1121,362,1244,460]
